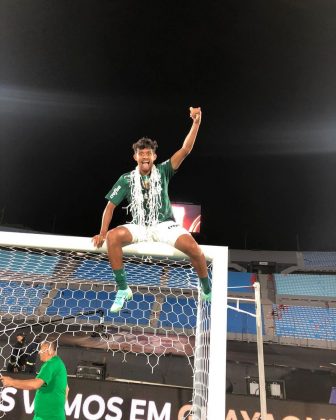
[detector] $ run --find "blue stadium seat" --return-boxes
[273,304,336,340]
[274,274,336,297]
[0,249,59,275]
[303,252,336,268]
[46,288,155,325]
[0,281,50,315]
[159,296,197,329]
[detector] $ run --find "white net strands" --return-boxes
[192,301,211,420]
[0,244,201,367]
[0,232,227,419]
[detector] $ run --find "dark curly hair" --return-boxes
[132,137,158,153]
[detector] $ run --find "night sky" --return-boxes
[1,0,336,251]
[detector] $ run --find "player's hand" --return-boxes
[92,234,106,248]
[189,107,202,124]
[1,376,13,387]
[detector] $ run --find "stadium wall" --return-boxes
[2,376,336,420]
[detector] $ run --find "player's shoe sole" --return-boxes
[110,287,133,312]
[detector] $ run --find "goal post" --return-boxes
[0,230,228,420]
[227,282,267,420]
[207,246,228,420]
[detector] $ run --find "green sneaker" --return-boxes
[110,287,133,312]
[201,290,212,302]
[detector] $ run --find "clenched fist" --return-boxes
[189,107,202,124]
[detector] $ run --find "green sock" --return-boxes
[200,277,211,295]
[113,268,128,290]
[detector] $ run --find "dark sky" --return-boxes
[1,0,336,251]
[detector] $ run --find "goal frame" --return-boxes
[0,230,228,420]
[228,282,267,419]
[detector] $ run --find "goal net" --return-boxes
[0,231,228,420]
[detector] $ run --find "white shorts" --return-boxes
[122,220,191,247]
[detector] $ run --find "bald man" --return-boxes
[1,340,68,420]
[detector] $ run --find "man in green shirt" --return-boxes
[1,340,68,420]
[92,107,212,312]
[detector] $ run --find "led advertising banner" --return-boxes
[2,377,336,419]
[0,377,193,420]
[172,203,201,233]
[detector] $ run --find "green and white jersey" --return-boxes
[106,159,176,224]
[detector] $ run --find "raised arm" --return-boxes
[170,107,202,171]
[92,201,116,248]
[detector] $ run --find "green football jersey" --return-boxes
[34,356,67,420]
[106,159,176,224]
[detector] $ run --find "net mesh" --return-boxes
[0,241,215,419]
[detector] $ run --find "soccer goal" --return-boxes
[0,231,227,420]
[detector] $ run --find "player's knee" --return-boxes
[106,228,124,246]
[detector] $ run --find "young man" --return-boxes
[92,107,211,312]
[1,340,69,420]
